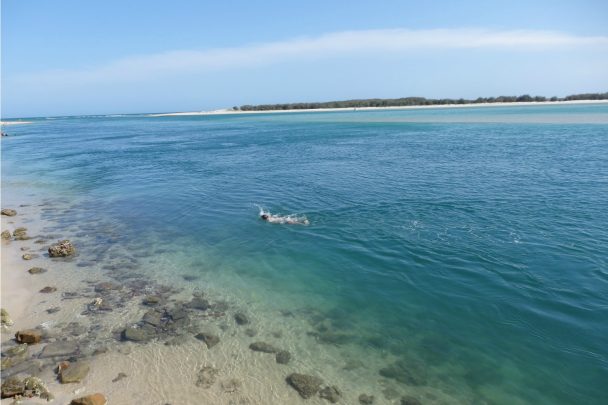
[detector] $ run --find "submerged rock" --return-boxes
[142,310,163,327]
[234,312,249,325]
[1,308,13,327]
[23,376,53,400]
[40,286,57,293]
[188,297,211,311]
[94,282,121,294]
[70,393,107,405]
[22,253,38,260]
[1,230,11,240]
[46,307,61,314]
[143,295,161,306]
[244,328,257,337]
[196,366,219,389]
[319,386,342,403]
[249,341,279,353]
[401,396,422,405]
[15,329,42,344]
[1,376,53,400]
[275,350,291,364]
[1,208,17,216]
[13,227,31,240]
[379,359,427,386]
[1,376,24,398]
[359,394,375,404]
[195,332,220,349]
[286,373,324,399]
[39,341,79,358]
[122,326,153,342]
[59,361,90,383]
[48,240,76,257]
[1,344,29,370]
[28,266,47,274]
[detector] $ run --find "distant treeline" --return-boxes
[235,92,608,111]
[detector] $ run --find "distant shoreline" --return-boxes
[149,99,608,117]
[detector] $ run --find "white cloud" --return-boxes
[14,28,608,86]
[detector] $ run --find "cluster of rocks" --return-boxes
[379,359,427,386]
[1,207,107,403]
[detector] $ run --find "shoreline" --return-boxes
[2,189,442,405]
[149,99,608,117]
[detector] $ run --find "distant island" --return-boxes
[234,92,608,111]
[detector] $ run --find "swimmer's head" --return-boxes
[261,214,269,220]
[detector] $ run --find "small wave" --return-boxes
[255,204,309,225]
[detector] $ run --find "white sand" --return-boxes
[149,99,608,117]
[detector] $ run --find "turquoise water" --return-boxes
[2,104,608,404]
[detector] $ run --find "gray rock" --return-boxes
[275,350,291,364]
[39,341,79,358]
[23,376,53,400]
[286,373,323,399]
[142,310,163,327]
[1,376,24,398]
[13,228,31,240]
[1,230,11,240]
[59,361,90,383]
[143,295,161,306]
[46,307,61,314]
[48,240,76,257]
[39,286,57,293]
[28,267,47,274]
[359,394,375,404]
[1,308,13,326]
[249,341,279,353]
[166,306,188,321]
[1,208,17,216]
[319,386,342,403]
[196,366,218,388]
[234,312,249,325]
[1,359,44,378]
[188,297,211,311]
[1,344,29,369]
[195,332,220,349]
[122,326,153,342]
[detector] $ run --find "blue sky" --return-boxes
[2,0,608,117]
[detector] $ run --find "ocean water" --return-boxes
[2,103,608,404]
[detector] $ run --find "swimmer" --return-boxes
[260,213,309,225]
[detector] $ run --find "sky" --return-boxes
[2,0,608,117]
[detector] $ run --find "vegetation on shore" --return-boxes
[235,92,608,111]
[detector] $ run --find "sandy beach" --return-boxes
[148,99,608,117]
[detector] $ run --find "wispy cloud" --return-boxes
[14,28,608,85]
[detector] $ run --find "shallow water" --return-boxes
[2,103,608,404]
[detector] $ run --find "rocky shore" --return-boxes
[1,202,442,404]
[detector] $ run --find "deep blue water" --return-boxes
[2,104,608,404]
